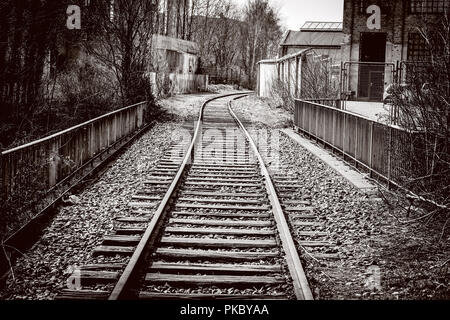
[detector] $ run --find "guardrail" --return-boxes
[306,99,341,109]
[1,101,148,202]
[294,99,412,186]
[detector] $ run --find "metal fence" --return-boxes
[306,99,341,109]
[1,102,148,201]
[397,61,434,85]
[294,99,413,185]
[340,61,397,101]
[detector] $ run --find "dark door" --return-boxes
[358,33,387,101]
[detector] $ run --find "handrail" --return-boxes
[296,98,407,131]
[294,99,448,210]
[2,101,147,155]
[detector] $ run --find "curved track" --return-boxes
[58,93,312,300]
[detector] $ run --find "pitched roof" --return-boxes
[258,48,312,64]
[281,29,344,47]
[301,21,343,31]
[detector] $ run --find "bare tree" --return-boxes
[0,0,72,146]
[239,0,282,88]
[210,1,241,77]
[268,50,340,113]
[84,0,158,105]
[301,53,340,100]
[388,13,450,212]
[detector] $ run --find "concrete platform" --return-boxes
[281,128,378,195]
[341,101,389,122]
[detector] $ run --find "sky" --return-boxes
[233,0,344,31]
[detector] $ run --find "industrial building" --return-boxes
[258,0,448,118]
[279,21,344,64]
[341,0,448,102]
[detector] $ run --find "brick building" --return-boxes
[341,0,449,102]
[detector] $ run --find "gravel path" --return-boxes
[231,95,291,128]
[159,86,242,121]
[0,121,182,300]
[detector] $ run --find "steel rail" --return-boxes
[228,97,314,300]
[108,92,252,300]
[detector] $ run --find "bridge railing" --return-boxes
[1,101,148,202]
[294,99,413,186]
[305,99,342,109]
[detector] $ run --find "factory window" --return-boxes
[407,33,431,61]
[410,0,449,13]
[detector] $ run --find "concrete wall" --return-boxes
[258,62,278,97]
[150,34,208,96]
[153,34,199,55]
[152,34,201,74]
[147,72,209,97]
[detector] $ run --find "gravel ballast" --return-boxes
[231,96,449,300]
[2,92,447,300]
[275,133,449,300]
[0,121,182,300]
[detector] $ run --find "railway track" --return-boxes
[57,93,313,300]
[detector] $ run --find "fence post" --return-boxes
[315,105,319,143]
[287,59,290,93]
[343,112,346,159]
[323,107,326,148]
[332,110,336,154]
[0,144,3,205]
[369,122,374,178]
[387,126,393,189]
[355,117,358,169]
[295,57,299,98]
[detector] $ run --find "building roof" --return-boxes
[152,35,200,55]
[258,48,312,64]
[301,21,343,31]
[281,29,344,48]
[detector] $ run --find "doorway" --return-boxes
[358,32,387,101]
